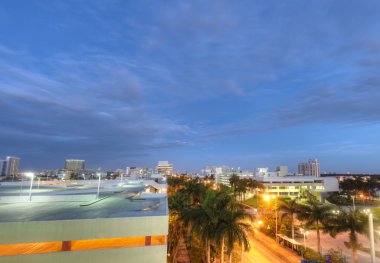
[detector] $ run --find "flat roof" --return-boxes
[0,182,167,223]
[255,176,332,182]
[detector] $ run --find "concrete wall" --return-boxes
[0,245,167,263]
[0,216,168,263]
[0,216,168,244]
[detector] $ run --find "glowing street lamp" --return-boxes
[25,172,35,201]
[363,209,376,263]
[263,194,278,240]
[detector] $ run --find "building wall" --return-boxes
[5,157,19,177]
[0,160,6,177]
[298,159,320,177]
[260,176,339,200]
[0,216,168,263]
[65,160,85,171]
[0,245,167,263]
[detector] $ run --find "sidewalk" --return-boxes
[296,230,379,263]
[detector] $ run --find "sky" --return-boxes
[1,0,380,173]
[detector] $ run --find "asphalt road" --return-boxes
[244,231,301,263]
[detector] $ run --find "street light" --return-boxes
[96,172,101,199]
[271,195,278,242]
[363,209,376,263]
[25,172,35,202]
[299,228,309,248]
[264,194,278,240]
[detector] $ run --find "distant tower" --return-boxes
[65,159,85,171]
[0,159,6,177]
[298,159,320,177]
[5,156,20,179]
[156,161,173,176]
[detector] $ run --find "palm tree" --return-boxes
[326,208,368,263]
[182,190,231,263]
[168,191,189,261]
[247,178,264,196]
[229,174,240,199]
[215,202,253,262]
[179,179,206,206]
[279,198,299,239]
[297,199,332,254]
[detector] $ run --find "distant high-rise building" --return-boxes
[65,159,85,171]
[0,160,6,177]
[156,161,173,176]
[298,159,320,177]
[4,156,20,178]
[276,166,288,177]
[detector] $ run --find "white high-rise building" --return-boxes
[156,161,173,176]
[298,159,320,177]
[0,160,6,177]
[4,156,20,178]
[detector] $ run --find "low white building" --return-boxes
[0,182,168,263]
[256,176,339,200]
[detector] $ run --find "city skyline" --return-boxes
[1,1,380,172]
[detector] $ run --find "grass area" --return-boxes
[243,196,259,208]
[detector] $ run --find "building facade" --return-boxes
[65,159,85,171]
[298,159,320,177]
[156,161,173,176]
[257,175,338,201]
[0,156,20,178]
[0,183,168,263]
[0,160,6,177]
[276,166,289,177]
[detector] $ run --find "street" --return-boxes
[244,231,301,263]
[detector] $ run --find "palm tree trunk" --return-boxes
[291,214,294,239]
[350,231,358,263]
[206,239,210,263]
[316,224,321,255]
[221,237,225,263]
[352,248,358,263]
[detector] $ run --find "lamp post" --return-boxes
[352,195,356,211]
[363,209,376,263]
[96,172,101,199]
[264,194,278,240]
[300,228,309,248]
[271,195,278,241]
[25,172,35,201]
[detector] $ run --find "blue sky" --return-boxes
[1,0,380,173]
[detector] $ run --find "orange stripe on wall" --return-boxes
[0,235,166,257]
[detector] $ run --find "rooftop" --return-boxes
[0,181,167,223]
